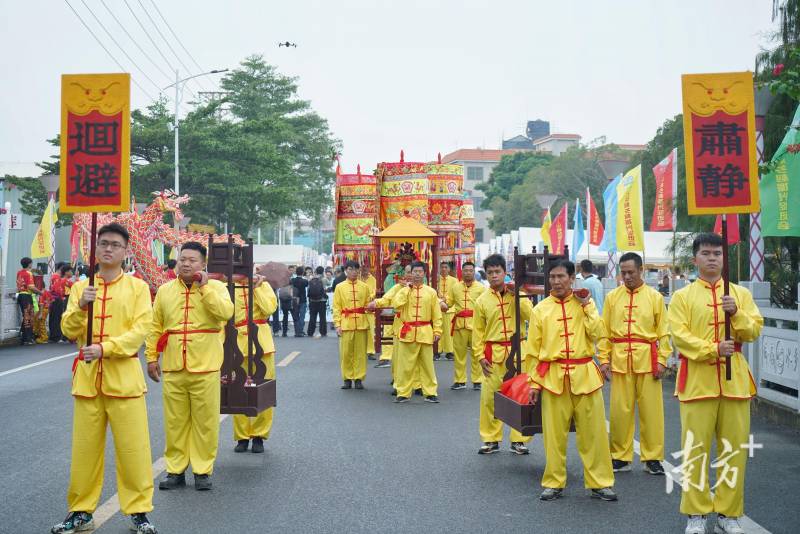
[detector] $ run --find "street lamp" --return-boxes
[163,69,229,197]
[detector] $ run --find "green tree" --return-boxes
[476,152,552,208]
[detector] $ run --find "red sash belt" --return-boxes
[342,307,366,316]
[156,329,221,353]
[484,340,512,363]
[450,309,474,336]
[611,337,659,377]
[400,320,432,339]
[536,356,594,377]
[72,350,137,373]
[677,342,742,393]
[234,318,268,328]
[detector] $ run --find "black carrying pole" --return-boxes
[247,238,255,378]
[85,212,97,354]
[721,214,732,380]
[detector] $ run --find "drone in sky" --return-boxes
[278,41,297,48]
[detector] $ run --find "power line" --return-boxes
[99,0,172,83]
[79,0,163,93]
[62,0,156,101]
[148,0,208,82]
[135,0,206,93]
[122,0,197,101]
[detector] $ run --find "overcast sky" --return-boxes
[0,0,777,176]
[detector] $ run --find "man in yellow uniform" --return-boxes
[598,252,671,476]
[472,254,532,454]
[392,260,442,403]
[436,261,458,360]
[668,233,763,534]
[232,273,278,454]
[527,259,617,502]
[146,241,234,492]
[333,260,372,389]
[360,263,378,360]
[52,223,157,534]
[447,261,486,391]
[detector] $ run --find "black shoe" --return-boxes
[131,512,158,534]
[294,334,303,338]
[643,460,665,476]
[473,382,482,390]
[450,382,466,390]
[341,380,352,389]
[282,333,288,337]
[510,442,530,455]
[540,488,563,501]
[414,388,423,396]
[158,472,186,490]
[590,487,618,501]
[433,352,442,361]
[367,353,377,360]
[478,442,499,454]
[612,459,631,472]
[391,388,397,396]
[375,360,391,368]
[424,395,439,403]
[51,511,94,533]
[394,396,409,403]
[354,379,364,389]
[234,439,249,453]
[445,352,454,360]
[251,437,264,454]
[194,474,212,491]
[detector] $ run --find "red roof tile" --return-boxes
[442,148,529,163]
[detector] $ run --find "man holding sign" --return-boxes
[52,223,156,534]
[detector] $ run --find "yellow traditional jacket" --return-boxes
[598,284,671,375]
[234,282,278,356]
[62,273,152,398]
[668,279,763,402]
[374,282,405,331]
[525,292,606,395]
[145,278,234,373]
[472,288,533,365]
[333,279,372,331]
[360,274,377,300]
[447,280,487,332]
[392,284,443,344]
[438,275,458,304]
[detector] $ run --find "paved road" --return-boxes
[1,336,798,534]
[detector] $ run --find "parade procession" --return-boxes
[3,2,800,534]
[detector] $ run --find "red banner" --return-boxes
[586,188,604,246]
[713,214,740,245]
[650,148,678,231]
[549,203,568,254]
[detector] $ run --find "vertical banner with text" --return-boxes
[682,72,759,216]
[60,73,130,213]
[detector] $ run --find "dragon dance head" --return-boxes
[153,189,190,221]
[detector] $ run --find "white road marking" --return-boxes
[277,351,301,367]
[610,420,772,533]
[93,414,230,530]
[0,351,78,378]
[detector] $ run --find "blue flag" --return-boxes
[598,174,621,253]
[571,198,584,262]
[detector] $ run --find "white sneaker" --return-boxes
[715,515,744,534]
[685,515,706,534]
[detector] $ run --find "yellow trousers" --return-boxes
[479,362,531,444]
[541,388,614,489]
[610,372,664,462]
[366,313,376,355]
[233,352,275,441]
[438,311,454,353]
[163,369,220,476]
[679,398,750,517]
[339,329,367,380]
[395,341,437,397]
[68,394,153,514]
[453,328,483,384]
